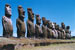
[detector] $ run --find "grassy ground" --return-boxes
[20,43,75,50]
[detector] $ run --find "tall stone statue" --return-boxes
[2,4,13,37]
[61,22,66,39]
[51,22,58,39]
[27,8,35,38]
[65,26,71,39]
[16,5,26,38]
[42,17,48,38]
[47,20,53,38]
[35,15,42,38]
[55,24,62,39]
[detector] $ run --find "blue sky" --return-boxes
[0,0,75,37]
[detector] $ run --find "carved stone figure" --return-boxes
[42,17,48,38]
[16,5,26,38]
[55,25,62,39]
[35,15,42,38]
[52,22,58,39]
[61,22,66,39]
[47,20,53,38]
[65,26,71,39]
[2,4,13,37]
[27,8,35,38]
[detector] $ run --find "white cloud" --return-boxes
[71,29,75,36]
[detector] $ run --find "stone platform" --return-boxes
[0,37,75,50]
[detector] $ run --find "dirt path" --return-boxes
[23,43,75,50]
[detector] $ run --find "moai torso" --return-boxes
[27,8,35,38]
[2,4,13,37]
[16,5,25,38]
[65,26,71,39]
[35,15,42,38]
[42,17,48,38]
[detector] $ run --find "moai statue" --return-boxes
[65,26,71,39]
[2,4,13,37]
[27,8,35,38]
[42,17,48,38]
[47,20,53,38]
[16,5,26,38]
[51,22,58,39]
[61,22,66,39]
[35,15,42,38]
[55,25,62,39]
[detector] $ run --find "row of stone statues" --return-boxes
[2,4,71,39]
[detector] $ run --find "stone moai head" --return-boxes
[66,26,70,30]
[27,8,34,22]
[42,17,47,26]
[36,14,41,25]
[18,5,25,21]
[56,25,59,30]
[61,22,65,29]
[5,4,12,17]
[47,20,53,29]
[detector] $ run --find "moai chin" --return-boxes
[61,22,66,39]
[35,14,42,38]
[65,26,71,39]
[16,5,26,38]
[27,8,35,38]
[42,17,48,38]
[2,4,13,37]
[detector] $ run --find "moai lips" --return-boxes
[16,5,26,38]
[2,4,13,37]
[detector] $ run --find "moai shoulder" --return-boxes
[2,4,13,37]
[16,5,26,38]
[27,8,35,38]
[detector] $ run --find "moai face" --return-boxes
[5,4,12,17]
[61,22,65,29]
[36,14,41,25]
[42,17,47,26]
[18,5,25,21]
[66,26,70,30]
[55,24,59,30]
[27,8,34,22]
